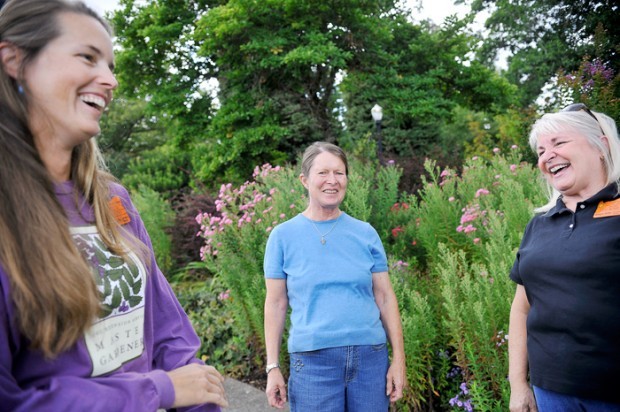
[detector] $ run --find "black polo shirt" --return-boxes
[510,184,620,403]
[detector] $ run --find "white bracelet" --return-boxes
[265,363,280,374]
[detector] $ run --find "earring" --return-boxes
[17,84,24,94]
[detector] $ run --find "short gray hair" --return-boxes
[300,141,349,177]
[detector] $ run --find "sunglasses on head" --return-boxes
[561,103,604,134]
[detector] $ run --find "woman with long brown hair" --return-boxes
[0,1,227,410]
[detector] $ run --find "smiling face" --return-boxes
[24,12,117,150]
[301,151,348,213]
[536,129,608,204]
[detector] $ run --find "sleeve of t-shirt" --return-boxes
[264,226,286,279]
[509,219,534,285]
[367,223,389,273]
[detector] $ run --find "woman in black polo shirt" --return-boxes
[509,104,620,412]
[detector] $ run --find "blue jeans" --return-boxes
[534,386,620,412]
[288,344,390,412]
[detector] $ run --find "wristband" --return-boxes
[266,363,280,374]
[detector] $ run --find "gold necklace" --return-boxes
[310,214,342,245]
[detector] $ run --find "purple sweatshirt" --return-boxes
[0,181,220,412]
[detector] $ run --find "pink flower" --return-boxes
[218,289,231,301]
[493,147,500,153]
[460,206,478,224]
[475,188,490,198]
[279,213,286,219]
[511,145,518,150]
[510,164,517,172]
[290,204,296,209]
[394,260,409,267]
[473,238,481,244]
[448,196,455,202]
[463,224,477,233]
[266,227,273,232]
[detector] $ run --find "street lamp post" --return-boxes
[371,104,384,164]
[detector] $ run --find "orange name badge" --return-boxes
[109,196,131,225]
[593,198,620,218]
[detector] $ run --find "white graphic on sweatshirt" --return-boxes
[71,226,147,377]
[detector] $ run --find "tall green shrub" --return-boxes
[197,164,305,356]
[131,185,175,275]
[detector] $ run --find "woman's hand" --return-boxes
[509,384,537,412]
[167,363,228,408]
[386,358,406,403]
[265,368,287,409]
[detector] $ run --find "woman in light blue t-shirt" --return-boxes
[263,142,406,411]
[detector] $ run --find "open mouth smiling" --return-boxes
[80,94,106,111]
[549,163,569,175]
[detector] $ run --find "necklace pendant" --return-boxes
[321,237,326,245]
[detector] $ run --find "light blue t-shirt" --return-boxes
[264,212,388,353]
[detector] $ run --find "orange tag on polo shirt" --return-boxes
[593,198,620,218]
[109,196,131,225]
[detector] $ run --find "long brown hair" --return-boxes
[0,0,130,358]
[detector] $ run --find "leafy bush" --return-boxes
[196,164,304,358]
[122,145,191,194]
[130,185,175,275]
[172,279,256,379]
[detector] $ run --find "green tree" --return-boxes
[110,0,216,140]
[341,15,517,159]
[98,98,167,179]
[469,0,619,104]
[191,0,405,183]
[110,0,219,191]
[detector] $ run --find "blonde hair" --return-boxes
[529,109,620,212]
[0,0,131,358]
